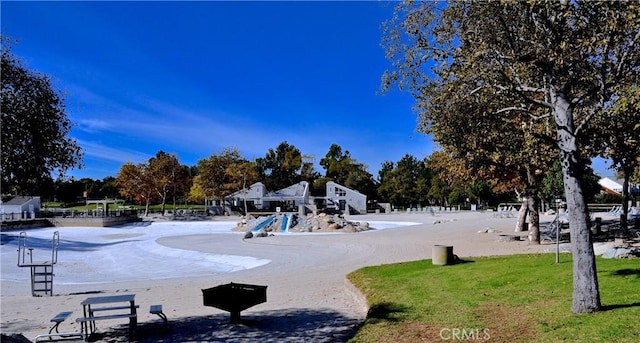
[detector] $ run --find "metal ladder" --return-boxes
[31,264,54,296]
[17,231,59,296]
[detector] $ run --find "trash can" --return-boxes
[432,245,454,265]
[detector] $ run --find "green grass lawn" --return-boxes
[347,254,639,343]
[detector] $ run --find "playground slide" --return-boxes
[281,214,290,232]
[252,216,275,232]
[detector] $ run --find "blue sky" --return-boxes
[2,1,437,181]
[2,1,614,182]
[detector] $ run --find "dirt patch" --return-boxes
[474,302,538,342]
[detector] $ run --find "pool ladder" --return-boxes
[17,231,59,296]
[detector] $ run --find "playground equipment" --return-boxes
[252,216,275,232]
[17,231,60,296]
[281,214,291,232]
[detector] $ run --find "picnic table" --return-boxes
[76,294,137,340]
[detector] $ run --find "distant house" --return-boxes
[231,182,270,210]
[598,177,640,195]
[0,196,41,221]
[238,181,310,211]
[325,181,367,214]
[207,182,311,213]
[205,180,367,214]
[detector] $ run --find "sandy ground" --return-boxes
[0,211,569,342]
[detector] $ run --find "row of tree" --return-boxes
[3,33,636,219]
[45,140,634,217]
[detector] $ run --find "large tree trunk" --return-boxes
[160,185,168,216]
[160,190,167,216]
[527,195,541,244]
[621,168,630,231]
[555,94,601,313]
[515,198,528,232]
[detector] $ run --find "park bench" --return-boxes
[76,294,138,340]
[34,311,83,342]
[75,313,137,340]
[150,304,168,326]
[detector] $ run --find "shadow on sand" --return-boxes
[89,308,362,343]
[1,233,140,252]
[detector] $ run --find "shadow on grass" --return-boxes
[88,308,362,343]
[453,258,475,265]
[612,268,640,278]
[366,302,408,322]
[601,302,640,311]
[602,267,640,311]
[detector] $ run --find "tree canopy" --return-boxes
[146,151,186,215]
[115,152,191,216]
[593,85,640,229]
[116,161,155,216]
[382,0,639,313]
[192,147,257,200]
[255,141,303,191]
[317,143,377,199]
[1,40,83,195]
[377,154,431,207]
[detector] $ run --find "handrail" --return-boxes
[17,232,29,266]
[17,231,59,266]
[52,231,59,264]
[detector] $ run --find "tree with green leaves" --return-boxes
[592,86,640,230]
[542,160,601,208]
[193,147,255,214]
[54,178,85,204]
[424,151,459,206]
[319,144,350,182]
[188,179,206,204]
[377,160,400,204]
[301,154,321,189]
[52,177,119,204]
[378,154,431,208]
[97,176,120,199]
[318,143,376,199]
[255,141,302,191]
[1,40,83,195]
[382,1,639,313]
[542,161,565,206]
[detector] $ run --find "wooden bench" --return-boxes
[150,304,168,326]
[34,311,84,342]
